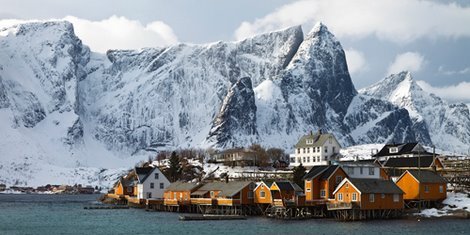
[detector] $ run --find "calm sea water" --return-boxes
[0,194,469,235]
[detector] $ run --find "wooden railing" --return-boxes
[190,198,213,205]
[326,202,356,210]
[217,198,241,206]
[273,199,284,207]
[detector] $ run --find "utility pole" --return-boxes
[418,146,421,213]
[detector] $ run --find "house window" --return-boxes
[154,173,159,179]
[160,183,164,189]
[345,183,349,189]
[249,183,255,190]
[389,147,398,153]
[307,157,310,163]
[306,139,314,145]
[313,157,316,162]
[325,147,328,153]
[150,183,154,189]
[360,167,363,174]
[320,189,326,198]
[369,167,375,175]
[303,157,306,163]
[317,147,320,152]
[290,157,295,163]
[336,176,342,184]
[424,185,430,193]
[348,167,354,175]
[260,190,266,198]
[381,194,385,199]
[313,147,316,153]
[248,191,254,199]
[147,192,152,198]
[393,194,399,202]
[297,148,301,154]
[439,185,444,193]
[307,148,310,153]
[352,193,357,201]
[303,148,306,153]
[369,194,375,202]
[210,191,215,197]
[338,193,343,201]
[306,188,311,192]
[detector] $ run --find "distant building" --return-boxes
[210,148,257,166]
[331,178,404,211]
[290,131,341,168]
[303,165,348,203]
[135,167,170,200]
[373,143,432,161]
[381,155,444,180]
[337,159,388,179]
[395,170,447,203]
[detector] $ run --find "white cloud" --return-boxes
[438,65,470,76]
[387,52,425,75]
[417,80,470,104]
[234,0,470,42]
[0,16,178,53]
[344,48,367,75]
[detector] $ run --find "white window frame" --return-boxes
[160,183,164,189]
[320,189,326,198]
[150,183,154,189]
[369,167,375,175]
[424,185,430,193]
[369,194,375,202]
[439,185,444,193]
[338,193,343,201]
[248,191,254,199]
[154,173,159,179]
[306,139,314,145]
[389,147,398,153]
[352,193,357,202]
[260,190,266,198]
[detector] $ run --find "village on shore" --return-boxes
[100,130,470,221]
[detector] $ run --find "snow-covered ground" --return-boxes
[419,192,470,217]
[339,144,384,161]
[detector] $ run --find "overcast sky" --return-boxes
[0,0,469,105]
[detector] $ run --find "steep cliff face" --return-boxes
[206,77,258,148]
[361,71,470,152]
[79,25,305,152]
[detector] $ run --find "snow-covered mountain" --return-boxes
[0,21,466,186]
[360,71,470,153]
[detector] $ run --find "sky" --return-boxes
[0,0,469,105]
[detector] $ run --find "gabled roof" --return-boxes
[334,178,403,195]
[374,143,431,157]
[134,167,164,184]
[165,181,201,192]
[382,155,438,168]
[303,165,341,181]
[190,181,254,197]
[295,132,340,148]
[398,170,447,184]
